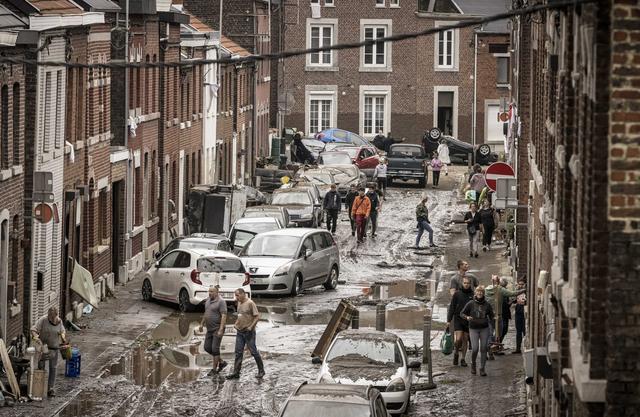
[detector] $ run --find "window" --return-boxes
[309,98,332,134]
[360,85,391,138]
[174,252,191,268]
[390,0,399,6]
[364,26,386,66]
[376,0,384,6]
[325,0,334,5]
[363,95,386,135]
[310,25,333,65]
[98,190,107,241]
[1,85,8,169]
[55,71,62,149]
[497,56,510,85]
[159,251,180,268]
[12,83,20,166]
[43,72,52,153]
[437,29,454,69]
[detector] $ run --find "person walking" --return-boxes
[31,307,67,397]
[513,278,527,354]
[479,199,497,251]
[447,277,474,367]
[415,194,436,248]
[199,286,228,376]
[449,260,479,297]
[461,286,495,376]
[226,288,265,379]
[373,159,388,200]
[351,187,371,243]
[465,202,482,258]
[437,139,450,176]
[292,133,315,164]
[430,152,443,187]
[467,164,487,203]
[345,184,358,236]
[323,183,341,234]
[373,129,386,151]
[365,183,382,238]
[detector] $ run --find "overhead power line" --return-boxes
[0,0,596,69]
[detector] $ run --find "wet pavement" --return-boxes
[5,167,525,417]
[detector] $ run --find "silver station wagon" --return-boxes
[240,228,340,296]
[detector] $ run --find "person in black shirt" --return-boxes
[365,183,382,238]
[460,286,495,376]
[323,184,341,234]
[382,133,405,153]
[447,276,474,367]
[372,129,386,151]
[479,199,497,251]
[344,184,358,236]
[464,202,482,258]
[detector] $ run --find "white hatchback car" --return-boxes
[142,248,251,312]
[316,329,420,415]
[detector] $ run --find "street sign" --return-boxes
[485,162,515,191]
[34,203,53,223]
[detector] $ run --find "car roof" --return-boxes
[244,205,287,213]
[322,151,351,156]
[186,233,227,241]
[256,228,322,237]
[235,217,279,224]
[337,329,399,343]
[292,383,372,405]
[273,188,312,195]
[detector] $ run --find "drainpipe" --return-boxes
[124,0,132,280]
[472,30,478,165]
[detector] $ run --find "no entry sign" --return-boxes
[485,162,515,191]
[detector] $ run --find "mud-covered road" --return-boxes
[10,169,525,417]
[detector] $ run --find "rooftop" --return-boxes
[25,0,83,15]
[221,35,250,58]
[0,4,25,30]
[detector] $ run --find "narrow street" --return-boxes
[4,167,524,417]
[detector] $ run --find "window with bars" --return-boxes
[43,72,52,153]
[497,56,510,85]
[363,95,386,135]
[437,29,455,69]
[12,83,20,165]
[310,25,333,66]
[55,71,62,149]
[1,85,8,169]
[309,98,333,134]
[364,26,386,66]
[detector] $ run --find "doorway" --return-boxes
[437,91,454,136]
[112,181,123,283]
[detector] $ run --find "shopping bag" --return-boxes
[440,327,454,355]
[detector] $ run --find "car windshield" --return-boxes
[390,146,423,158]
[242,235,301,257]
[336,148,359,159]
[321,153,352,165]
[300,173,333,185]
[197,257,245,273]
[326,338,403,365]
[281,401,370,417]
[272,192,311,205]
[236,221,280,234]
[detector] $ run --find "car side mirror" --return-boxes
[305,249,313,259]
[154,261,160,268]
[408,361,421,370]
[154,252,161,260]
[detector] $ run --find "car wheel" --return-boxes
[323,265,339,290]
[142,279,153,301]
[178,289,193,312]
[477,144,491,160]
[290,273,303,296]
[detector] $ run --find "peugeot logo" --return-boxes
[250,267,258,273]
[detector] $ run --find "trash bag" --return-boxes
[465,190,477,202]
[441,327,454,355]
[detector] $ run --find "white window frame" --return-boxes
[306,18,338,71]
[433,86,458,138]
[305,86,338,135]
[494,53,510,87]
[484,100,504,145]
[390,0,400,7]
[434,21,459,72]
[325,0,334,6]
[359,85,391,138]
[375,0,385,7]
[360,19,392,72]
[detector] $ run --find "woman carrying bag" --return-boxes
[464,202,482,258]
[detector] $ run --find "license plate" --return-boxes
[400,170,412,174]
[220,292,234,299]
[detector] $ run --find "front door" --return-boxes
[166,251,191,300]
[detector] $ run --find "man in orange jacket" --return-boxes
[351,187,371,243]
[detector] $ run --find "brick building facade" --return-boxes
[275,0,510,148]
[511,1,639,415]
[0,5,28,341]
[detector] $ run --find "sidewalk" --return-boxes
[411,166,527,417]
[7,274,172,417]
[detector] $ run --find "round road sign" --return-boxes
[485,162,515,192]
